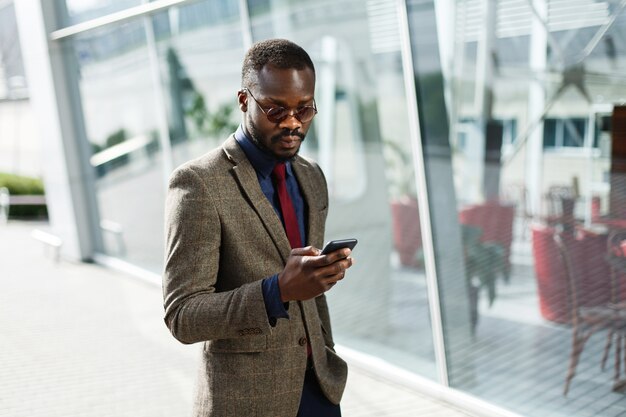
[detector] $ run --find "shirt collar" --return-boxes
[234,125,295,179]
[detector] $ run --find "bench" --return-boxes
[0,187,47,223]
[0,188,59,260]
[8,195,47,205]
[31,229,63,262]
[100,219,126,255]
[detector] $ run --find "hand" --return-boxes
[278,246,354,302]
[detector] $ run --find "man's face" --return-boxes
[238,64,316,160]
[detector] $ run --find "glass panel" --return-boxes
[63,1,244,272]
[406,0,469,385]
[57,0,143,27]
[543,118,557,148]
[0,3,27,99]
[563,118,586,147]
[248,0,437,378]
[66,18,165,272]
[414,0,626,414]
[149,1,244,168]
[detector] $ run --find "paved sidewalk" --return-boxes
[0,221,476,417]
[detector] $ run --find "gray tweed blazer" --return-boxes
[163,135,348,417]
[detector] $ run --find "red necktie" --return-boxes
[273,163,311,357]
[272,163,303,248]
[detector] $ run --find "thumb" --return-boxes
[290,246,320,256]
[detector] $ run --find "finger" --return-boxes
[316,248,352,266]
[322,265,349,283]
[305,251,343,267]
[290,246,320,256]
[316,260,349,278]
[334,248,351,259]
[322,271,345,289]
[341,257,354,269]
[325,279,339,291]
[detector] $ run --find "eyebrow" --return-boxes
[263,96,315,107]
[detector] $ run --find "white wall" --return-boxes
[0,99,41,177]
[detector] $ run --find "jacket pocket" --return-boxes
[205,335,267,353]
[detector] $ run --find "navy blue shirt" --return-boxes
[234,126,307,326]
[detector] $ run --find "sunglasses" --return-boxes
[243,88,318,124]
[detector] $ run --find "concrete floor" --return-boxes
[0,220,475,417]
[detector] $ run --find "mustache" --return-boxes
[271,130,305,143]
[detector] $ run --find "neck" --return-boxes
[241,125,296,163]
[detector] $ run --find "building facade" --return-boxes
[11,0,626,416]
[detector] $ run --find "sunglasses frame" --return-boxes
[243,87,317,124]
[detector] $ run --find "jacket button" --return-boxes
[298,337,307,346]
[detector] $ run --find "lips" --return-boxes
[278,140,299,151]
[281,136,302,143]
[269,131,304,154]
[275,133,303,146]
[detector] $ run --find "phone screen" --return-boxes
[321,238,358,255]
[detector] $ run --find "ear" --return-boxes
[237,90,248,112]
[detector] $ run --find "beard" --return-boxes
[248,119,306,161]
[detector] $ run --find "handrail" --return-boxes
[49,0,194,40]
[89,134,152,167]
[8,195,46,205]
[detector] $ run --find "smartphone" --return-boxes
[320,238,358,255]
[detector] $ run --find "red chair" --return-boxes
[553,232,626,395]
[390,197,422,268]
[532,225,613,324]
[533,225,571,323]
[459,201,515,280]
[603,230,626,391]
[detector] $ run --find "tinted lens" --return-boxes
[264,105,317,123]
[266,107,289,123]
[295,106,317,123]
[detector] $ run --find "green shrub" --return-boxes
[0,172,47,218]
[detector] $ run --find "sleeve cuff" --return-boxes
[261,274,290,327]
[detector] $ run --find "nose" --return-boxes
[278,112,302,131]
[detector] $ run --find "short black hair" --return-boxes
[241,39,315,89]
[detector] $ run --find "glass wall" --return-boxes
[247,0,438,378]
[408,0,626,415]
[58,0,143,26]
[65,19,166,271]
[150,1,244,169]
[57,0,246,271]
[0,2,27,99]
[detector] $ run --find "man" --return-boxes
[163,38,353,417]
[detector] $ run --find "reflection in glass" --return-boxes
[150,1,243,168]
[66,1,246,272]
[68,19,165,272]
[248,0,437,378]
[58,0,142,27]
[416,0,626,414]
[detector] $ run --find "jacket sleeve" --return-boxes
[162,166,271,344]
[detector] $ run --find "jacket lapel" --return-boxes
[292,158,325,248]
[222,136,292,262]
